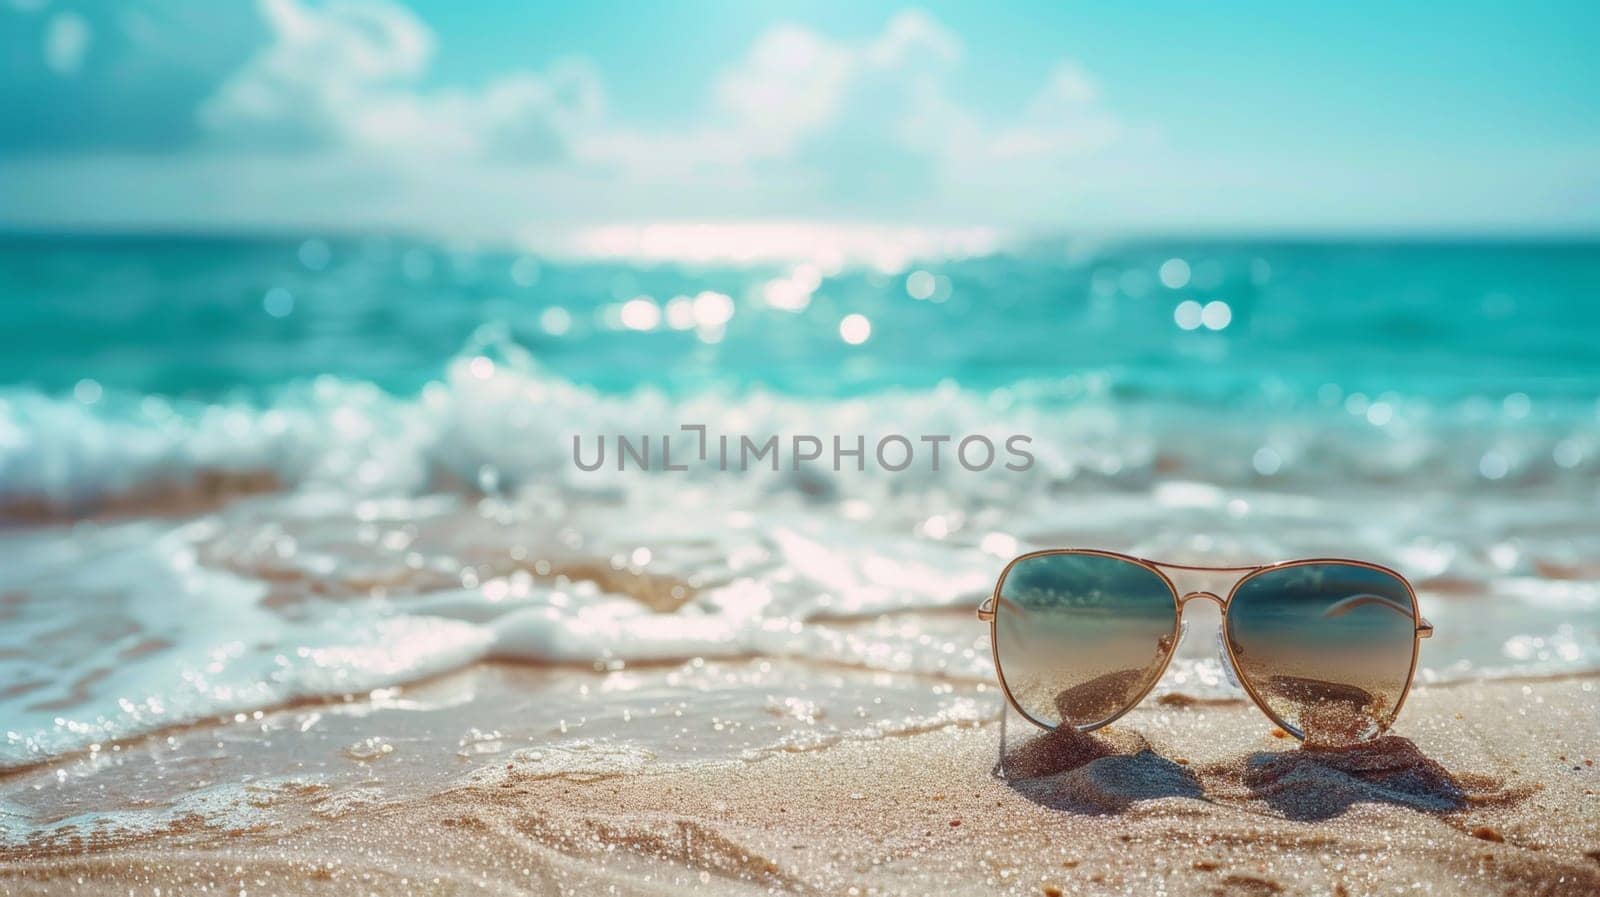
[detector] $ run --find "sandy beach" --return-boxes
[3,668,1594,896]
[5,1,1599,892]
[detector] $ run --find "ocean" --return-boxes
[2,234,1598,838]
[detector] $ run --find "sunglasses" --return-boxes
[978,550,1433,743]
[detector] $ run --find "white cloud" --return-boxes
[201,0,599,164]
[713,24,855,156]
[576,8,1119,215]
[706,11,961,161]
[4,2,1595,237]
[708,11,1111,177]
[2,2,1140,236]
[202,2,1118,187]
[44,11,91,75]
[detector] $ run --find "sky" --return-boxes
[1,0,1598,240]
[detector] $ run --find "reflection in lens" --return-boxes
[1225,563,1417,744]
[993,553,1178,729]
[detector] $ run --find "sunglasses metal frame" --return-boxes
[976,549,1433,740]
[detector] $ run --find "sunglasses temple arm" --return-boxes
[1321,594,1434,640]
[976,592,1023,621]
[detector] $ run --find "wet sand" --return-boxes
[3,674,1596,896]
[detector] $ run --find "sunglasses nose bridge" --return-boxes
[1178,590,1225,610]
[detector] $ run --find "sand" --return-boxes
[2,674,1596,896]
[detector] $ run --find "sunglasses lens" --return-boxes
[1225,563,1417,743]
[993,553,1178,729]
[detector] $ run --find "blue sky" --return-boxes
[2,0,1597,239]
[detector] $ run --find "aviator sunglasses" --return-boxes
[978,550,1433,743]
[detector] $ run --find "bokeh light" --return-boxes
[839,313,872,345]
[1158,258,1191,289]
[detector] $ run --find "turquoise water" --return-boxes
[4,235,1598,401]
[4,233,1599,508]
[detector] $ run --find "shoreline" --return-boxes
[0,659,1588,781]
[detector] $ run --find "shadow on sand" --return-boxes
[1230,735,1510,822]
[996,717,1203,815]
[995,706,1519,821]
